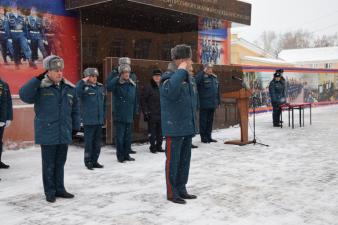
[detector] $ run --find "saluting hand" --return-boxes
[82,76,90,82]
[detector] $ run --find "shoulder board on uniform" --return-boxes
[63,79,75,88]
[129,79,136,86]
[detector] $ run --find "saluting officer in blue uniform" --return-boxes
[107,64,137,163]
[7,2,36,69]
[19,55,80,203]
[0,76,13,172]
[106,57,138,154]
[195,63,220,143]
[0,6,11,64]
[160,44,198,204]
[76,68,105,170]
[27,7,47,62]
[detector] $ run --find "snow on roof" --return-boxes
[242,56,294,65]
[279,47,338,63]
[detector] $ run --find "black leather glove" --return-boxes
[72,130,79,136]
[36,70,48,81]
[144,113,149,122]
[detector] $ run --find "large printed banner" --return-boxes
[197,17,229,65]
[0,0,79,94]
[243,68,338,112]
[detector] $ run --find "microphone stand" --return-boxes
[237,80,269,147]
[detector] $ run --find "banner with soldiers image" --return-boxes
[0,0,79,93]
[242,68,338,112]
[197,17,229,65]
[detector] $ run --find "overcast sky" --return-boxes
[233,0,338,42]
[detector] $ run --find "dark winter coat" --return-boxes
[106,68,138,113]
[269,79,286,104]
[19,76,80,145]
[0,79,13,122]
[106,76,137,123]
[195,70,220,109]
[76,80,105,126]
[140,79,161,122]
[160,68,197,137]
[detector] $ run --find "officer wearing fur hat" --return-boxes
[160,44,197,204]
[0,76,13,171]
[76,68,105,170]
[269,69,286,127]
[19,55,80,203]
[106,63,137,163]
[195,63,220,143]
[140,69,164,153]
[106,57,138,154]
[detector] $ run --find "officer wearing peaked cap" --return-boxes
[19,55,80,203]
[76,68,105,170]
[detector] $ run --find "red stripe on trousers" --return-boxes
[165,137,173,199]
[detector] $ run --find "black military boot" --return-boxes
[93,162,104,168]
[180,192,197,200]
[191,144,198,149]
[56,191,74,198]
[129,149,136,154]
[0,161,10,169]
[157,146,165,152]
[168,197,186,204]
[85,162,94,170]
[209,139,217,143]
[46,196,56,203]
[150,146,157,154]
[125,156,135,161]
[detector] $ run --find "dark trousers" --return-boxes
[115,122,132,161]
[41,144,68,197]
[148,120,162,151]
[11,32,32,64]
[199,108,215,141]
[0,37,9,63]
[165,136,192,199]
[84,125,102,164]
[272,103,282,125]
[30,36,47,61]
[0,126,4,161]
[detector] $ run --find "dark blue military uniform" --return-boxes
[19,76,80,199]
[0,79,13,163]
[269,78,286,126]
[106,76,137,162]
[0,13,11,64]
[76,80,105,166]
[195,70,220,142]
[160,68,197,200]
[27,15,47,61]
[107,68,138,154]
[7,12,32,66]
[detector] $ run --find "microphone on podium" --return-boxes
[232,76,243,81]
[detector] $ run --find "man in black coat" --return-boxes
[269,69,286,127]
[140,69,164,153]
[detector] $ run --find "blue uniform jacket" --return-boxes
[76,80,105,126]
[195,70,220,109]
[269,79,286,104]
[106,76,137,123]
[19,76,80,145]
[160,69,197,137]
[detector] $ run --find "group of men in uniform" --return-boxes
[1,42,221,205]
[0,3,56,69]
[201,38,221,65]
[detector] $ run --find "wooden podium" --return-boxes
[222,88,252,146]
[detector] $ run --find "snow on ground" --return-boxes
[0,105,338,225]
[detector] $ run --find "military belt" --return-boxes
[10,30,23,32]
[29,31,40,34]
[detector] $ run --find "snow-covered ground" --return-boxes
[1,105,338,225]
